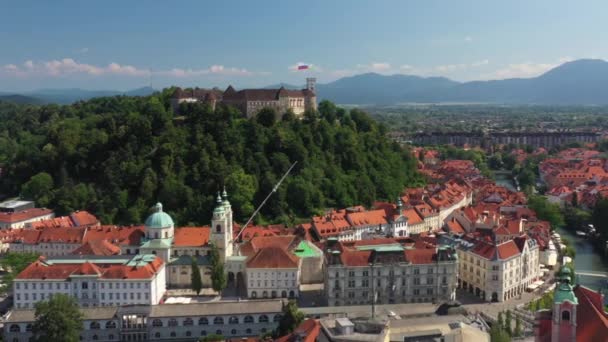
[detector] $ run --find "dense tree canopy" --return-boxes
[0,95,422,226]
[32,293,83,342]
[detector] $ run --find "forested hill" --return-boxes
[0,94,423,226]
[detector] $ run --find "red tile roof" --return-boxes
[497,240,520,259]
[246,246,300,269]
[276,319,321,342]
[38,227,86,244]
[346,209,388,227]
[83,226,145,246]
[239,235,298,257]
[71,240,121,256]
[173,227,210,247]
[574,286,608,341]
[0,208,53,224]
[70,211,99,226]
[16,256,164,280]
[404,248,437,264]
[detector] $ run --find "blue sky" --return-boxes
[1,0,607,91]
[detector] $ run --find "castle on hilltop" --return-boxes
[171,78,317,118]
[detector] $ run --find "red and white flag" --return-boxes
[297,64,309,70]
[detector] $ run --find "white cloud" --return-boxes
[0,58,260,79]
[159,65,255,77]
[471,59,489,67]
[400,64,413,70]
[434,64,467,72]
[464,36,473,42]
[0,58,150,77]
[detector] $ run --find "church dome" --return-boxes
[145,203,174,229]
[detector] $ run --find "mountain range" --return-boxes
[2,59,608,106]
[273,59,608,106]
[0,86,156,105]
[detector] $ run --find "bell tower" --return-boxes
[211,190,233,261]
[551,266,578,342]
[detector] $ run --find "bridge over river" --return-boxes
[576,270,608,278]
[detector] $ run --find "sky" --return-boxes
[1,0,608,92]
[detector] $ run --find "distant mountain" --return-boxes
[312,59,608,105]
[316,73,458,105]
[0,86,158,105]
[0,94,46,105]
[263,83,302,90]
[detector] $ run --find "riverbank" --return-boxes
[555,226,608,300]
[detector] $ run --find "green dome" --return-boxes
[145,203,174,229]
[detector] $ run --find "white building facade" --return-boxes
[13,254,166,309]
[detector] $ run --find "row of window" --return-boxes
[16,291,150,302]
[249,280,296,288]
[334,287,447,299]
[151,314,280,327]
[16,281,150,291]
[250,290,296,299]
[333,266,448,278]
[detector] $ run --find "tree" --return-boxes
[318,100,337,123]
[32,294,83,342]
[199,334,224,342]
[571,191,578,207]
[505,310,512,336]
[528,195,565,228]
[21,172,54,207]
[497,312,504,328]
[490,323,511,342]
[256,107,277,127]
[191,256,203,295]
[209,244,227,293]
[514,316,522,337]
[274,300,305,337]
[0,252,40,294]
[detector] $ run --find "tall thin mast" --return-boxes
[232,161,298,246]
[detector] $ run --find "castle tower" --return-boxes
[306,77,316,92]
[551,266,578,342]
[211,191,233,261]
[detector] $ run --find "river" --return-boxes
[555,226,608,296]
[494,172,517,192]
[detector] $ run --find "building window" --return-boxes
[9,325,20,333]
[214,317,224,325]
[170,332,176,337]
[244,315,254,323]
[259,315,269,323]
[82,282,88,289]
[106,321,116,329]
[199,317,208,325]
[231,329,237,335]
[201,331,207,336]
[90,322,100,330]
[168,319,178,327]
[183,318,193,326]
[109,335,114,340]
[246,328,252,334]
[562,310,570,321]
[216,330,223,336]
[152,319,163,327]
[155,332,161,338]
[427,277,434,285]
[216,224,222,233]
[229,316,239,324]
[413,268,420,275]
